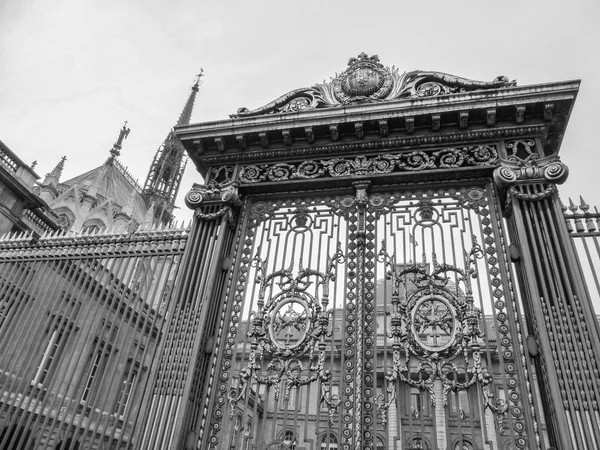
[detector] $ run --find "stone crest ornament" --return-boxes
[231,53,516,117]
[332,52,393,104]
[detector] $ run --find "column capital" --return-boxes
[493,153,568,209]
[185,179,241,226]
[494,154,569,188]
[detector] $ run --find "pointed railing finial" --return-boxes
[568,197,578,213]
[579,196,590,213]
[109,121,131,160]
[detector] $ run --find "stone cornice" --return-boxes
[200,125,546,166]
[177,80,579,136]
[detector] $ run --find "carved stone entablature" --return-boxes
[238,145,498,184]
[231,53,516,117]
[185,179,241,226]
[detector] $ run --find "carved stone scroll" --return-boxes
[231,53,516,117]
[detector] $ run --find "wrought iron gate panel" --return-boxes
[208,194,354,450]
[366,183,535,450]
[0,229,188,450]
[205,182,537,450]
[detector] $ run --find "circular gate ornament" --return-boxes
[411,296,457,352]
[269,297,311,350]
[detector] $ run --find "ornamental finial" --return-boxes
[109,121,131,159]
[193,69,205,90]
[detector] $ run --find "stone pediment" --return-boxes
[231,53,516,118]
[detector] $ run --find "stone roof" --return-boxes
[58,158,148,223]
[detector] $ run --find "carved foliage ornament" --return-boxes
[232,53,516,117]
[239,145,498,184]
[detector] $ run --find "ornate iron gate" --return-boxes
[202,180,534,450]
[174,54,594,450]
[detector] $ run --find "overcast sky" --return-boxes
[1,0,599,223]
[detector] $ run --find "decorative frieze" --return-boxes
[238,145,498,184]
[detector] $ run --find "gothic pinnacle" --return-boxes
[43,155,67,186]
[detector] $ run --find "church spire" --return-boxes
[142,74,199,226]
[175,70,203,127]
[43,155,67,187]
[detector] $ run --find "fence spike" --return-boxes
[568,197,578,213]
[580,196,590,212]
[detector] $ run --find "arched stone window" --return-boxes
[407,437,429,450]
[320,432,338,449]
[453,440,473,450]
[276,429,297,449]
[53,206,75,231]
[81,218,106,234]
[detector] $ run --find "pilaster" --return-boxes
[494,139,600,450]
[141,179,241,450]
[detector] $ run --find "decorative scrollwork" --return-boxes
[239,164,266,183]
[229,244,345,417]
[237,145,498,184]
[295,160,324,179]
[376,235,502,426]
[434,148,465,168]
[399,151,435,171]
